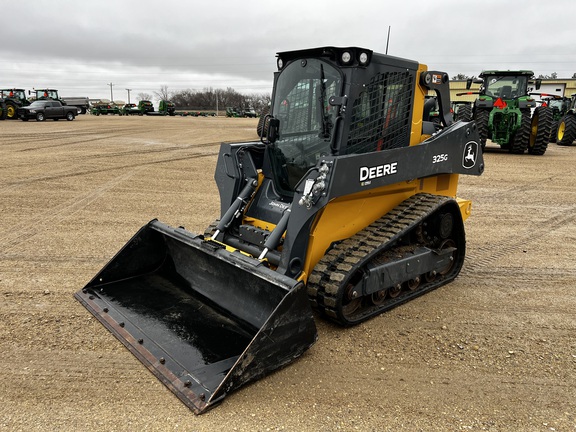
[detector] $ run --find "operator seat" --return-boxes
[500,85,512,99]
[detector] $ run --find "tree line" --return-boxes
[138,86,271,114]
[452,72,576,80]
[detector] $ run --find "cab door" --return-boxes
[43,102,57,119]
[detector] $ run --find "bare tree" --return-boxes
[154,85,170,101]
[137,92,153,102]
[170,87,271,112]
[537,72,558,79]
[246,92,272,114]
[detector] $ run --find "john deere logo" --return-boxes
[462,141,478,169]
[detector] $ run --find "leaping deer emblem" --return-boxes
[464,146,475,164]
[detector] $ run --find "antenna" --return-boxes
[386,26,391,55]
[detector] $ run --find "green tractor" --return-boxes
[226,107,241,117]
[533,94,571,142]
[33,88,62,102]
[138,100,155,114]
[460,71,551,155]
[451,101,473,122]
[0,97,6,120]
[158,100,176,116]
[0,88,30,120]
[423,95,441,126]
[120,103,142,116]
[90,101,122,116]
[555,94,576,146]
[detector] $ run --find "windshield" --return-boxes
[29,101,48,107]
[2,89,25,99]
[483,75,528,99]
[548,100,564,110]
[271,58,342,193]
[37,90,58,99]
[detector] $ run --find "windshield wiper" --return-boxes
[318,64,332,139]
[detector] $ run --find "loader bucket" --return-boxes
[74,220,317,414]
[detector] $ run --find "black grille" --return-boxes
[346,71,414,154]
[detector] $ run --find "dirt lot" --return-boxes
[1,115,575,431]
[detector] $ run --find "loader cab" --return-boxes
[34,89,60,100]
[268,56,343,194]
[0,89,26,102]
[267,47,418,198]
[478,71,533,99]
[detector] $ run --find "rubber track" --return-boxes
[307,193,457,325]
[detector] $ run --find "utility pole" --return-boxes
[215,90,219,117]
[107,82,115,102]
[126,88,132,104]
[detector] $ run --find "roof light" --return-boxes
[341,51,352,64]
[277,58,284,69]
[359,52,369,65]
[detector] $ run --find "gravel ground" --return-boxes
[0,115,575,431]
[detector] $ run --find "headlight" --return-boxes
[277,57,283,69]
[359,52,369,65]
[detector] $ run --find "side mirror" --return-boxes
[466,78,473,90]
[267,118,280,144]
[535,79,542,90]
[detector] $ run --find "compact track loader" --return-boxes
[75,46,484,414]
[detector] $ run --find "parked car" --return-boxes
[18,100,77,121]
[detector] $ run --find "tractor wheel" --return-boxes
[0,102,6,120]
[549,121,558,143]
[556,114,576,146]
[528,106,552,155]
[36,112,45,122]
[257,106,270,138]
[457,104,473,122]
[6,101,17,120]
[510,109,531,154]
[475,108,490,151]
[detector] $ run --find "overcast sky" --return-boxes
[2,0,575,102]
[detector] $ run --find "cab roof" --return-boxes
[480,70,534,77]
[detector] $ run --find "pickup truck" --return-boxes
[18,100,77,121]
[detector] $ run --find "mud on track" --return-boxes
[1,115,575,431]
